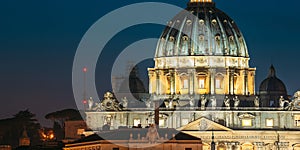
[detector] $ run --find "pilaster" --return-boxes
[209,68,216,95]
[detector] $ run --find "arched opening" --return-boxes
[241,142,254,150]
[202,142,211,150]
[215,73,224,95]
[217,142,226,150]
[197,73,208,94]
[180,73,189,95]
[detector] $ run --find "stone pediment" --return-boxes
[177,117,232,131]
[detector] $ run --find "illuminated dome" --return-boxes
[148,0,256,99]
[155,1,249,58]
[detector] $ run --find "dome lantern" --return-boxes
[268,65,276,78]
[190,0,213,3]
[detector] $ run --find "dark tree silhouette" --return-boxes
[45,109,84,140]
[0,109,41,147]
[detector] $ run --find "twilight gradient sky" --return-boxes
[0,0,300,127]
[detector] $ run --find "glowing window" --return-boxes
[295,115,300,127]
[133,119,141,127]
[183,79,189,89]
[159,119,165,127]
[266,118,274,127]
[77,129,85,135]
[216,79,221,89]
[199,78,205,89]
[242,119,252,127]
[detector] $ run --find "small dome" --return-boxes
[259,65,287,94]
[118,66,146,94]
[155,2,248,58]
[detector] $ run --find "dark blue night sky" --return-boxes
[0,0,300,126]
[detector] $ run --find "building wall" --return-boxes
[86,111,300,130]
[186,131,300,150]
[64,120,87,139]
[148,56,255,96]
[64,140,202,150]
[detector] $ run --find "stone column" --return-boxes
[154,101,160,127]
[210,68,216,95]
[229,69,235,95]
[172,113,177,128]
[156,70,161,95]
[188,69,195,95]
[170,70,175,95]
[148,71,154,94]
[229,112,234,127]
[244,70,249,95]
[225,112,231,127]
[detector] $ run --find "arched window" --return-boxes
[180,74,189,89]
[198,74,206,89]
[215,74,224,89]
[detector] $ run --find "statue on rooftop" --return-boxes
[88,97,94,110]
[254,96,260,108]
[279,96,287,108]
[189,96,195,107]
[211,96,217,109]
[121,97,128,108]
[224,96,230,109]
[233,96,240,108]
[145,124,160,144]
[200,95,207,110]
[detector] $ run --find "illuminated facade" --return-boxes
[78,0,300,150]
[148,0,256,97]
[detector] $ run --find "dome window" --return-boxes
[186,20,192,25]
[182,36,189,41]
[223,20,227,23]
[169,36,175,42]
[212,19,217,25]
[215,34,221,46]
[176,20,181,23]
[199,19,205,25]
[215,34,221,41]
[199,34,205,41]
[229,36,234,42]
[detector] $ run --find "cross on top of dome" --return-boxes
[268,65,276,78]
[190,0,213,3]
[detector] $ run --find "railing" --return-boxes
[85,107,299,112]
